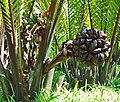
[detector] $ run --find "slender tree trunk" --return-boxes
[54,74,65,91]
[43,68,55,92]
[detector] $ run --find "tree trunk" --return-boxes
[43,68,55,92]
[54,74,65,91]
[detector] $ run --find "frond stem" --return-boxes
[80,0,86,30]
[88,0,93,29]
[46,0,64,55]
[8,0,17,51]
[105,8,120,81]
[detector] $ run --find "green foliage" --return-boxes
[35,89,59,102]
[110,77,120,91]
[90,0,109,30]
[109,64,120,91]
[87,0,120,39]
[106,0,119,39]
[0,85,120,102]
[67,0,86,39]
[35,86,120,102]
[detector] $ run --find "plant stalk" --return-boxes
[8,0,17,53]
[88,0,93,29]
[105,8,120,82]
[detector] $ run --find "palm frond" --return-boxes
[1,1,11,30]
[90,0,108,30]
[106,0,119,39]
[12,0,22,26]
[0,0,26,101]
[67,0,86,39]
[103,8,120,83]
[56,2,69,42]
[37,0,50,12]
[89,0,119,39]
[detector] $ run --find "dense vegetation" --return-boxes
[0,0,120,101]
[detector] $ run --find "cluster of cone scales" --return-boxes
[61,28,111,66]
[44,28,111,72]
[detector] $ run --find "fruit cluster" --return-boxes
[62,28,111,66]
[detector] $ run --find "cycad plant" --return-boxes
[48,0,120,88]
[0,0,64,101]
[0,0,120,101]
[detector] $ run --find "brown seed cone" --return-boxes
[61,28,111,66]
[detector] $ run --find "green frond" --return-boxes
[12,0,22,23]
[56,4,69,43]
[37,0,50,11]
[1,0,11,30]
[1,0,20,32]
[106,0,119,39]
[68,0,86,39]
[85,0,119,40]
[90,0,109,31]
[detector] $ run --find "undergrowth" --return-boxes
[35,85,120,102]
[0,84,120,102]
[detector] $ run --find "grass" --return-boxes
[109,65,120,91]
[0,84,120,102]
[35,85,120,102]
